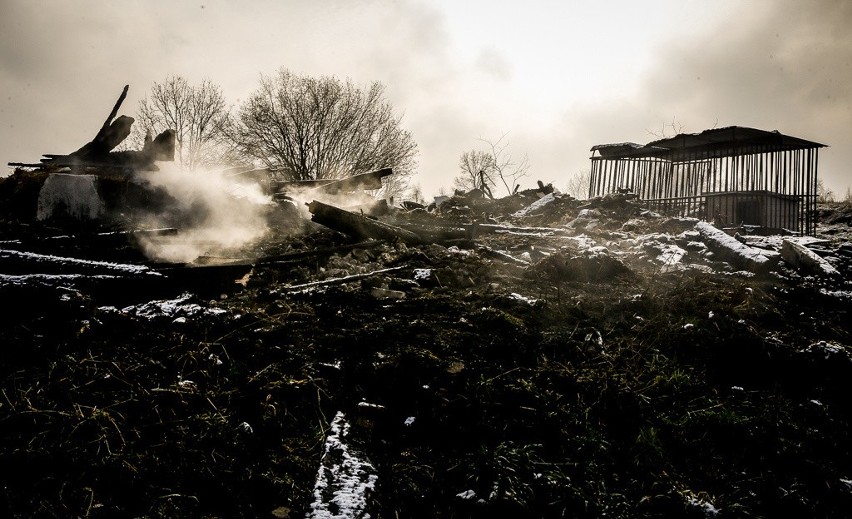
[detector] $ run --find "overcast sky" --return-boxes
[2,0,850,198]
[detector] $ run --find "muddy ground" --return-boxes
[1,178,851,518]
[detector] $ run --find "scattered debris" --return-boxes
[1,115,851,519]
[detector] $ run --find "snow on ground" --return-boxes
[508,292,539,305]
[307,411,378,519]
[0,249,159,276]
[820,288,852,300]
[0,273,121,287]
[98,293,227,320]
[511,193,556,218]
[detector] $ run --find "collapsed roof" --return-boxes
[591,126,827,162]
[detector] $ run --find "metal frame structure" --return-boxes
[588,127,826,234]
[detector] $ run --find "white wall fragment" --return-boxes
[37,173,104,221]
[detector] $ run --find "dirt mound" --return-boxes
[816,201,852,225]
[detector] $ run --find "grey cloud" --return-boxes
[563,1,852,193]
[2,1,850,197]
[474,48,513,81]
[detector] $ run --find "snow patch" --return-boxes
[511,193,555,218]
[820,289,852,300]
[508,292,538,305]
[307,411,378,519]
[456,489,477,500]
[686,495,720,517]
[119,293,226,320]
[0,249,158,276]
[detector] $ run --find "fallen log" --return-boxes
[308,200,424,245]
[780,239,840,277]
[695,221,774,272]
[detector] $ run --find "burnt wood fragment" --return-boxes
[308,200,423,245]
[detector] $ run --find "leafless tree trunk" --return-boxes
[478,133,529,196]
[455,150,496,195]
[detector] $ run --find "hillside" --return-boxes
[0,181,850,518]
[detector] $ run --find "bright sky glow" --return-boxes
[1,0,849,198]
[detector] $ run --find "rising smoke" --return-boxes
[132,164,274,264]
[128,164,388,264]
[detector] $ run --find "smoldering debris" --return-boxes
[132,164,275,263]
[1,175,851,518]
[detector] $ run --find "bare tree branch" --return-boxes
[232,68,418,199]
[455,149,496,196]
[476,132,529,196]
[131,76,231,170]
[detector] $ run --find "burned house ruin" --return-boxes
[589,126,826,234]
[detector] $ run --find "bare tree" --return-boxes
[454,149,496,197]
[817,178,836,203]
[131,76,231,170]
[232,68,418,198]
[647,117,686,139]
[406,184,425,205]
[565,169,591,200]
[479,133,529,196]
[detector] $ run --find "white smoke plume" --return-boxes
[132,164,274,264]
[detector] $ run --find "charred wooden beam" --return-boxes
[315,168,393,194]
[344,199,389,217]
[61,85,132,161]
[10,85,176,171]
[276,168,394,195]
[308,200,424,245]
[66,115,135,159]
[139,129,176,162]
[25,129,176,171]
